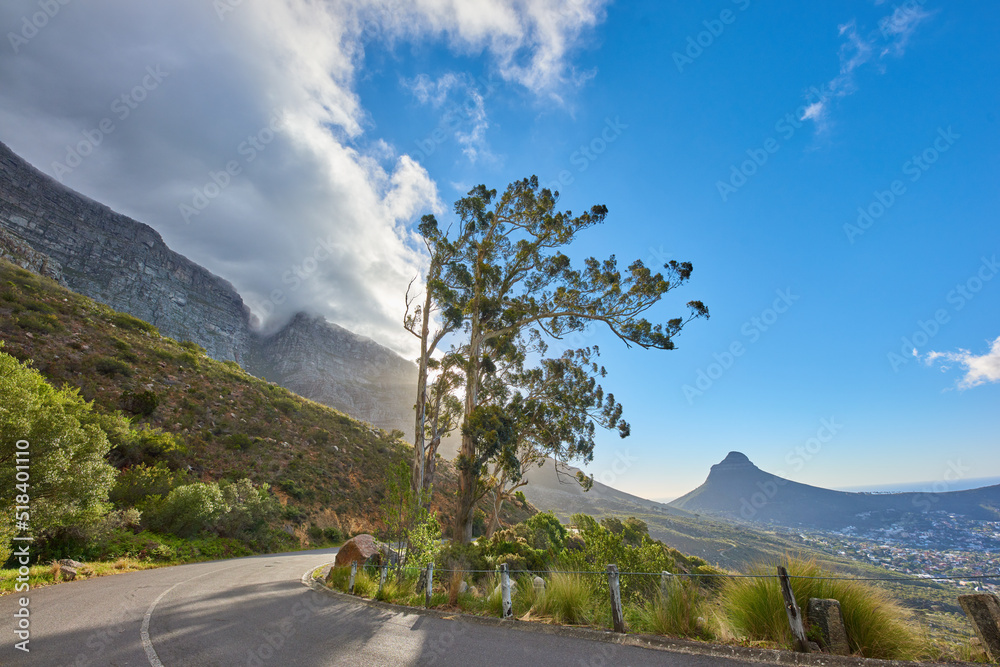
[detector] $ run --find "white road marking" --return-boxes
[141,566,236,667]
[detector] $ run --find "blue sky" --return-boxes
[1,1,997,498]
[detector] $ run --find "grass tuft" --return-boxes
[720,555,924,659]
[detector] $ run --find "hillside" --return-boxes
[0,140,415,435]
[670,452,1000,529]
[0,257,530,543]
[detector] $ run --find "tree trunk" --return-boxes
[455,327,483,543]
[411,286,433,496]
[485,490,503,539]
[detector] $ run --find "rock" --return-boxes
[533,576,545,594]
[334,534,381,569]
[60,567,77,581]
[958,593,1000,662]
[469,586,481,598]
[807,598,851,656]
[58,559,84,569]
[459,580,469,594]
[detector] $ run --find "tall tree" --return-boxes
[404,216,469,496]
[450,177,708,543]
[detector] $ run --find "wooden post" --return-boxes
[378,564,388,596]
[660,571,673,598]
[958,593,1000,662]
[777,566,811,653]
[425,562,434,607]
[500,563,513,619]
[608,564,626,633]
[348,561,357,595]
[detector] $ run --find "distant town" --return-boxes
[792,511,1000,594]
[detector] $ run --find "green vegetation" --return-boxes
[0,258,530,578]
[721,556,924,660]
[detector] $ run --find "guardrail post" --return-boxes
[425,562,434,607]
[378,564,388,596]
[607,564,626,633]
[959,593,1000,662]
[500,563,513,619]
[348,561,357,595]
[777,566,811,653]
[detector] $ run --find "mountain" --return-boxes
[669,451,1000,529]
[0,140,415,435]
[245,313,415,437]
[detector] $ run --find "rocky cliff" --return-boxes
[0,141,252,362]
[0,140,416,436]
[246,313,416,436]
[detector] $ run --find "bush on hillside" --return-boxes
[0,348,116,565]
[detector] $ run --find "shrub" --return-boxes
[120,389,160,416]
[721,556,923,659]
[109,426,187,468]
[110,463,179,509]
[224,433,253,451]
[273,397,299,415]
[0,349,117,565]
[109,312,158,334]
[146,483,227,537]
[94,356,132,377]
[17,312,62,333]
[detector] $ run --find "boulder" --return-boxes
[533,576,545,594]
[459,580,469,594]
[334,534,381,568]
[807,598,850,655]
[959,593,1000,662]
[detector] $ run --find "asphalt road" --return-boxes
[0,548,764,666]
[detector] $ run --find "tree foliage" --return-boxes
[410,177,708,543]
[0,348,117,563]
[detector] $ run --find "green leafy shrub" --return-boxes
[146,483,228,537]
[109,426,187,468]
[109,312,158,334]
[110,463,189,509]
[273,397,299,415]
[17,311,62,333]
[120,389,160,416]
[224,433,253,451]
[94,356,132,377]
[0,349,116,565]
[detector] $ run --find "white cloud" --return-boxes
[801,6,931,128]
[878,4,932,57]
[925,337,1000,389]
[0,0,607,356]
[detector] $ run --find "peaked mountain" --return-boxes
[669,451,1000,529]
[0,140,415,435]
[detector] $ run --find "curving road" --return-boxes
[0,548,764,666]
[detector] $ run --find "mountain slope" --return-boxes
[0,140,416,435]
[670,451,1000,529]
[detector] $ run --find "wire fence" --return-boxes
[336,563,999,585]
